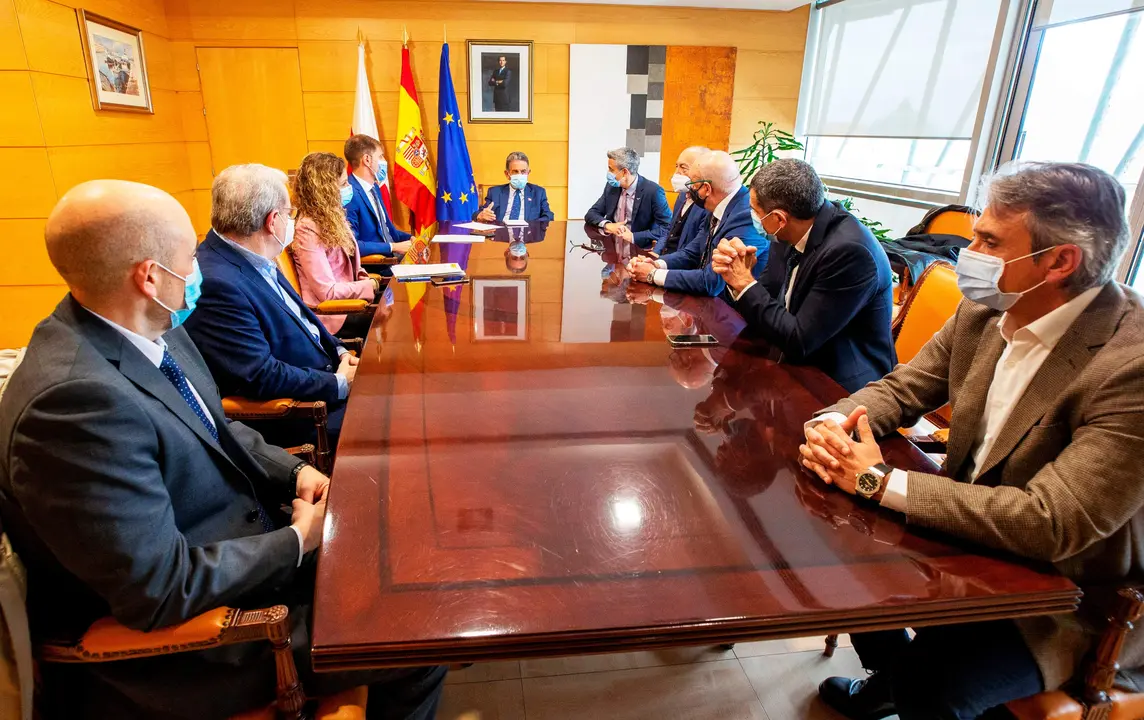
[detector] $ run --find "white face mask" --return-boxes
[272,215,295,251]
[955,247,1053,312]
[671,173,690,193]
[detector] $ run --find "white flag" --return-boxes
[351,43,379,140]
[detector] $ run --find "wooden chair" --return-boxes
[276,250,380,319]
[0,529,366,719]
[1007,587,1144,720]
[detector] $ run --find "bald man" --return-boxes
[0,181,444,718]
[658,146,712,255]
[628,150,768,297]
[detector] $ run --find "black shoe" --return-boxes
[818,674,896,720]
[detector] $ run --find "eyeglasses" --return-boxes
[684,179,710,189]
[281,206,298,220]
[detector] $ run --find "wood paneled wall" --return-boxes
[0,0,808,348]
[0,0,195,347]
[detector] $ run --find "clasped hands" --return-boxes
[799,405,886,497]
[292,464,331,553]
[711,238,759,295]
[603,222,634,243]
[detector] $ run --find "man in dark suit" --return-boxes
[658,145,711,255]
[0,179,444,718]
[474,151,556,223]
[584,146,672,251]
[488,55,511,111]
[344,134,412,259]
[182,164,356,447]
[628,150,768,298]
[712,159,895,393]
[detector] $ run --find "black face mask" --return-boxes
[687,184,705,206]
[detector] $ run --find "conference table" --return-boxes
[310,220,1080,672]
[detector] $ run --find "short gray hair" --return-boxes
[607,147,640,174]
[984,162,1129,293]
[750,159,825,220]
[505,151,529,169]
[211,164,289,237]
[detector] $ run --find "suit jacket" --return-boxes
[489,66,512,89]
[729,200,896,392]
[820,283,1144,691]
[478,183,555,223]
[661,186,769,297]
[184,231,345,406]
[0,296,302,714]
[584,175,672,250]
[344,174,411,257]
[657,194,709,256]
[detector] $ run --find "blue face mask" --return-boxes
[154,258,202,330]
[340,184,354,207]
[606,171,621,188]
[752,209,781,242]
[375,159,388,185]
[509,174,528,190]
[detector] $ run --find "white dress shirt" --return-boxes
[90,310,306,566]
[729,225,812,304]
[351,173,382,221]
[811,286,1102,512]
[651,188,738,287]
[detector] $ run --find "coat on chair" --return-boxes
[584,175,672,250]
[477,183,555,223]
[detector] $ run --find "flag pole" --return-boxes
[443,24,447,45]
[402,25,408,48]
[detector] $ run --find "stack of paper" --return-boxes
[503,218,529,226]
[390,263,467,281]
[451,221,500,231]
[431,235,485,244]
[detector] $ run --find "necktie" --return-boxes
[159,351,274,533]
[701,214,719,267]
[371,185,393,243]
[509,188,522,221]
[781,250,803,307]
[616,190,629,224]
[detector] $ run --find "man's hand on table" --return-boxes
[337,352,358,386]
[627,256,657,284]
[291,497,327,554]
[712,238,757,296]
[296,464,330,503]
[800,406,886,495]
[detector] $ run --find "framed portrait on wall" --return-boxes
[471,278,529,341]
[466,40,532,124]
[76,10,153,113]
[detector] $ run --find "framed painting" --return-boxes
[471,277,529,341]
[466,40,533,124]
[77,10,153,113]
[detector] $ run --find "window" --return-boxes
[798,0,1007,197]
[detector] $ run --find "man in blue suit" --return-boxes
[474,151,555,223]
[658,145,711,255]
[489,55,512,111]
[585,146,672,251]
[628,150,767,298]
[183,164,356,447]
[343,134,412,259]
[713,159,896,392]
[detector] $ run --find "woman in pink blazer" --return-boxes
[290,152,380,337]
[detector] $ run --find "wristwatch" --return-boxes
[291,460,310,484]
[855,463,892,500]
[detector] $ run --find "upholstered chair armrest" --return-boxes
[361,255,399,266]
[340,338,363,355]
[1005,691,1083,720]
[368,273,385,285]
[314,299,372,314]
[40,606,281,663]
[221,398,327,421]
[283,443,316,466]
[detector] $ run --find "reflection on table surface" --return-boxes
[312,221,1078,671]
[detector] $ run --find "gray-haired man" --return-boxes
[474,150,555,224]
[584,146,672,250]
[802,162,1144,719]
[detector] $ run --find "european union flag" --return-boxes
[435,43,479,222]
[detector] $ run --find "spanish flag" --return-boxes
[393,43,435,339]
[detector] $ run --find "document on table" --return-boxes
[503,218,528,226]
[431,235,485,243]
[390,263,466,280]
[451,221,499,231]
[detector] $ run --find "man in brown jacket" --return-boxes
[800,162,1144,720]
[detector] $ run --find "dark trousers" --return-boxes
[851,621,1044,720]
[336,312,374,340]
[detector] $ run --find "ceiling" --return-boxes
[469,0,808,9]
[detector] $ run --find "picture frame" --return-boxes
[76,10,153,113]
[471,277,529,341]
[466,40,533,124]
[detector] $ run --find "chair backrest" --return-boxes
[0,532,32,720]
[893,261,962,365]
[276,250,304,296]
[924,209,976,239]
[0,348,26,405]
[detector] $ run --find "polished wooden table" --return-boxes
[312,220,1080,672]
